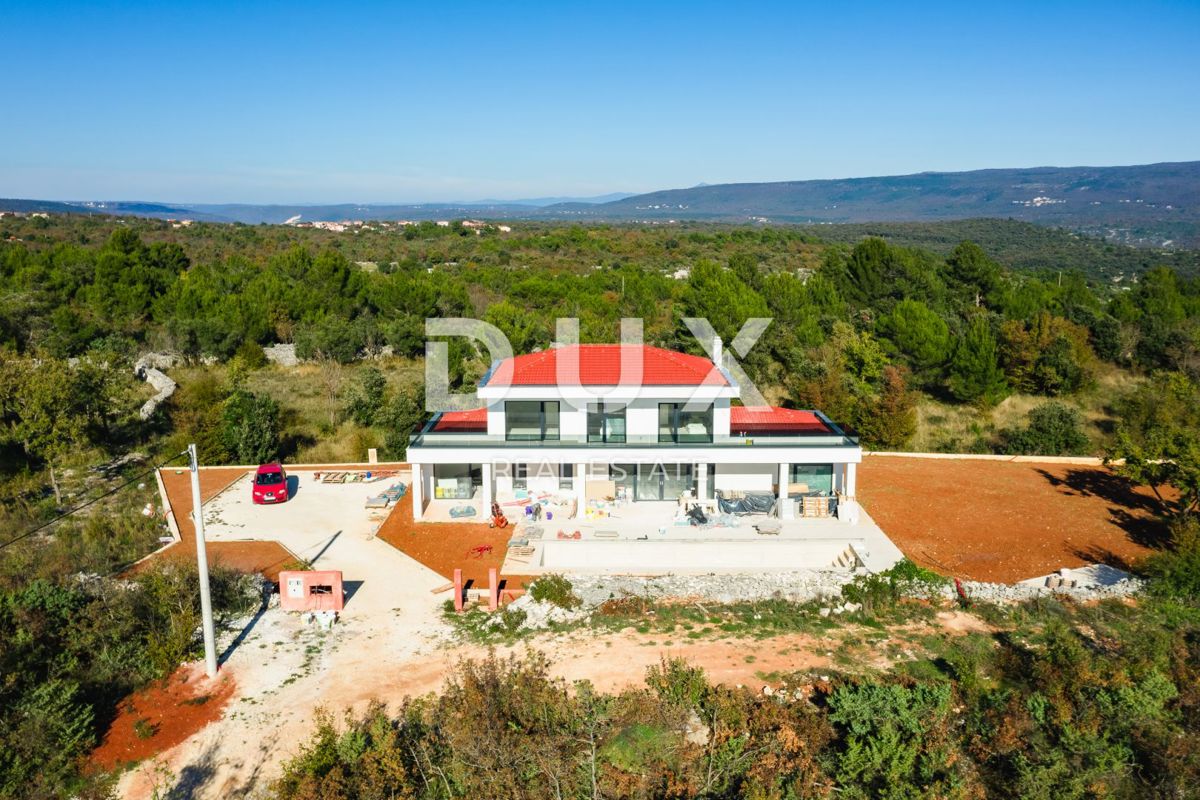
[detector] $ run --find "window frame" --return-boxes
[504,400,561,442]
[657,402,714,444]
[587,402,627,444]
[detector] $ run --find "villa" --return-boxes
[406,340,892,574]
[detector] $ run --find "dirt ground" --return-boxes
[376,491,533,588]
[90,664,235,773]
[150,467,297,580]
[858,456,1169,583]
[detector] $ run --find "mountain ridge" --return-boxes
[3,161,1197,246]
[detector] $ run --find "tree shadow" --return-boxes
[163,739,220,799]
[1036,467,1171,549]
[1068,544,1143,574]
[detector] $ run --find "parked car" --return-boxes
[252,463,289,504]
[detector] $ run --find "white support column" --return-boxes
[574,461,587,517]
[411,463,424,520]
[697,462,709,500]
[481,462,494,511]
[837,462,860,525]
[778,462,793,519]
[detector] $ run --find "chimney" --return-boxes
[712,335,723,368]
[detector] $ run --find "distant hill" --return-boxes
[3,161,1197,246]
[537,162,1200,247]
[792,218,1200,280]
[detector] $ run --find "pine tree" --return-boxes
[858,366,918,450]
[948,317,1008,406]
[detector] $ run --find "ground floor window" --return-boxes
[433,464,480,499]
[609,462,696,501]
[789,464,833,495]
[513,463,528,490]
[559,463,574,490]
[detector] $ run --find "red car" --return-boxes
[252,463,289,504]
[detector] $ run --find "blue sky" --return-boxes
[1,0,1197,203]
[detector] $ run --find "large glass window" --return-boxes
[587,402,626,443]
[658,403,713,443]
[633,463,695,501]
[505,401,560,441]
[789,464,833,495]
[559,463,573,490]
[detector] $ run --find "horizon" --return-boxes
[10,157,1199,208]
[2,1,1199,203]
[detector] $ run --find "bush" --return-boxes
[342,367,387,427]
[221,389,281,464]
[841,559,948,613]
[999,401,1090,456]
[528,574,581,610]
[1144,517,1200,601]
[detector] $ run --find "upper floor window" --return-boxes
[505,401,560,441]
[658,403,713,443]
[587,402,626,443]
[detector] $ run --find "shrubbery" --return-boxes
[0,548,258,798]
[271,600,1200,800]
[527,573,582,609]
[999,401,1090,456]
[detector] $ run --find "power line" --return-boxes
[0,450,190,553]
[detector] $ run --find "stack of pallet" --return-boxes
[800,496,832,518]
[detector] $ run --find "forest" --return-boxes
[1,213,1200,798]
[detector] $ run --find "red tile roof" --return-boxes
[729,406,831,435]
[430,407,488,432]
[485,344,729,387]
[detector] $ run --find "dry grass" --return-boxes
[171,357,426,463]
[911,365,1145,455]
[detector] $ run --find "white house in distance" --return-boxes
[409,339,862,509]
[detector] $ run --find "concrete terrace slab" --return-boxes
[500,501,903,576]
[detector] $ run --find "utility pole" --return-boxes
[188,444,218,678]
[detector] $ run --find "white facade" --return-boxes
[406,345,862,524]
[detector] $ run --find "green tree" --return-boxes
[1108,372,1200,518]
[682,260,769,344]
[878,299,951,377]
[383,386,426,460]
[945,240,1000,307]
[221,389,280,463]
[843,238,890,306]
[948,317,1008,407]
[344,367,388,427]
[4,358,119,504]
[856,366,918,450]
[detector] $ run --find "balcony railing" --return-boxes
[409,430,858,449]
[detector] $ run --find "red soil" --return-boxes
[858,457,1170,583]
[376,491,532,589]
[89,663,235,772]
[148,467,296,581]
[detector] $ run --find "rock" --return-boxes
[133,355,178,420]
[263,343,299,366]
[683,711,709,746]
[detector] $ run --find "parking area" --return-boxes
[195,467,448,615]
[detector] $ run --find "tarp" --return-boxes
[715,491,777,515]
